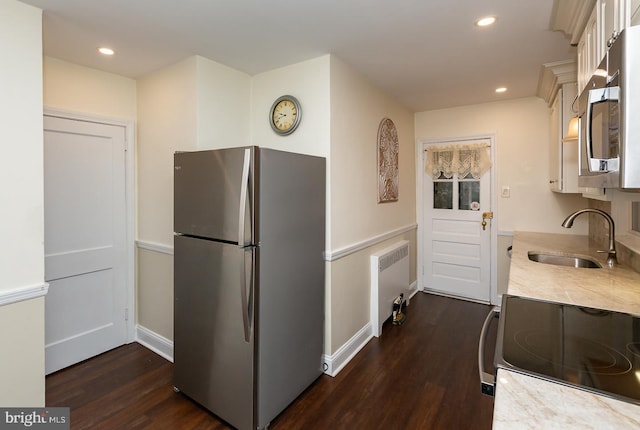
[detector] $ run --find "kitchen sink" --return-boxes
[527,251,602,269]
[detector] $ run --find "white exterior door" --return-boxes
[44,115,129,374]
[422,138,493,302]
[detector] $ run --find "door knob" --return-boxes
[481,211,493,231]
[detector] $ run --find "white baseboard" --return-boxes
[136,325,174,362]
[322,280,417,377]
[322,322,373,377]
[407,280,418,302]
[136,320,372,379]
[135,320,372,379]
[134,283,419,379]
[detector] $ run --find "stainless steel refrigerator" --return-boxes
[173,146,325,430]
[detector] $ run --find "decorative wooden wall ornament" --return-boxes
[377,118,399,203]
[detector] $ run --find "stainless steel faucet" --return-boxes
[561,208,617,267]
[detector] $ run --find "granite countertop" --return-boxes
[507,232,640,315]
[492,231,640,429]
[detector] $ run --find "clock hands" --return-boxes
[269,96,300,134]
[275,110,295,129]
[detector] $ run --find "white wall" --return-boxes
[0,298,45,405]
[250,55,330,159]
[136,57,197,339]
[0,0,45,406]
[0,1,44,293]
[415,97,588,234]
[196,56,251,149]
[43,56,137,120]
[137,57,199,246]
[326,57,416,354]
[330,57,415,249]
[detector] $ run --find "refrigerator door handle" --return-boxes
[238,148,251,246]
[241,247,254,343]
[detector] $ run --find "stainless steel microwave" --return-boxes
[578,25,640,189]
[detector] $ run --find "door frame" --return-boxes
[416,134,498,305]
[44,107,136,343]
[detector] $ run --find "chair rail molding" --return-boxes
[324,224,417,262]
[0,282,49,307]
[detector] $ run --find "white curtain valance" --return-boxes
[425,142,491,179]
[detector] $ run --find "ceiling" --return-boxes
[20,0,575,112]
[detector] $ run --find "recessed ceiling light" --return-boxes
[476,16,497,27]
[495,87,507,93]
[98,47,115,56]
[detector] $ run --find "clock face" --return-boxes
[273,99,297,130]
[270,96,301,135]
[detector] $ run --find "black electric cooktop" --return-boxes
[495,295,640,405]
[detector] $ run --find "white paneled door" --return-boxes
[422,139,492,302]
[44,115,129,374]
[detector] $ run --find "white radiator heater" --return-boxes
[370,240,410,337]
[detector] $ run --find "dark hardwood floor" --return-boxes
[46,292,496,429]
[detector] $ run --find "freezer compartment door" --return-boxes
[174,147,256,245]
[174,235,255,430]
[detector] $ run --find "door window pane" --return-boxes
[433,182,452,209]
[459,181,480,211]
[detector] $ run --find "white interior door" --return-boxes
[422,139,492,302]
[44,115,129,374]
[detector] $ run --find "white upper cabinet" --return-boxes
[577,6,599,92]
[549,90,561,192]
[549,83,580,193]
[577,0,633,92]
[600,0,630,47]
[537,60,580,194]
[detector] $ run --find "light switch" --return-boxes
[501,186,510,198]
